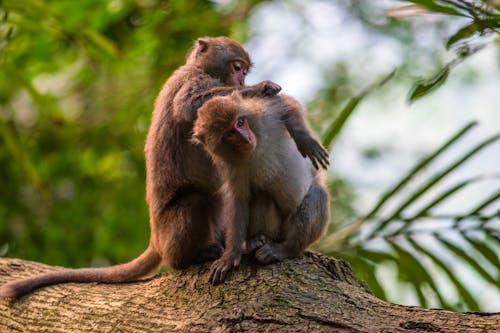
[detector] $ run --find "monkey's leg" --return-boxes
[255,185,329,264]
[245,192,281,254]
[156,192,223,269]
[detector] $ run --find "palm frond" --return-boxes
[328,121,500,311]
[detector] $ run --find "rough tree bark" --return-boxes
[0,252,498,332]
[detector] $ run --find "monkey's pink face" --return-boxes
[228,61,249,86]
[224,116,255,152]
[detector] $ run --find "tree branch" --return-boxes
[0,252,498,332]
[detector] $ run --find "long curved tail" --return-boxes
[0,246,161,298]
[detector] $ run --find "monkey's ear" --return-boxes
[196,38,210,53]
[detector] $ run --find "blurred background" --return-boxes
[0,0,498,311]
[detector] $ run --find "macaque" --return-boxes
[0,36,281,298]
[192,92,330,284]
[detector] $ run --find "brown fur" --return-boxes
[0,36,280,298]
[192,93,330,284]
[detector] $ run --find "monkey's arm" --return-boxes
[191,80,281,117]
[209,183,249,285]
[280,96,329,170]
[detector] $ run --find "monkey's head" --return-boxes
[186,36,252,86]
[193,93,256,160]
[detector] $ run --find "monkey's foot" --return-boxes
[209,251,241,285]
[244,235,270,254]
[254,242,288,264]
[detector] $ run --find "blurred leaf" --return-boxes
[0,119,43,190]
[370,132,500,238]
[446,22,479,49]
[462,232,500,273]
[446,18,500,49]
[408,237,480,311]
[322,95,363,149]
[408,65,449,103]
[404,0,469,17]
[358,249,397,263]
[389,240,452,309]
[363,121,477,221]
[322,70,395,149]
[415,177,484,218]
[82,28,118,58]
[437,236,497,285]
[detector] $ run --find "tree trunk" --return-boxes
[0,252,498,332]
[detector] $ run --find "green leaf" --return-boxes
[462,232,500,275]
[322,70,395,149]
[82,28,118,58]
[437,236,497,285]
[4,67,67,124]
[446,22,479,49]
[414,177,483,218]
[389,240,451,309]
[408,237,480,311]
[363,121,477,221]
[408,65,449,103]
[321,96,363,150]
[406,0,469,17]
[0,119,43,190]
[358,249,397,263]
[370,132,500,238]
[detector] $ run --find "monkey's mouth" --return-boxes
[236,142,255,153]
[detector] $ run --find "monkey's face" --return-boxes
[187,37,251,86]
[193,97,256,162]
[223,115,256,153]
[227,60,249,86]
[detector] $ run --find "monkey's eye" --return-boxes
[236,117,245,127]
[233,62,242,72]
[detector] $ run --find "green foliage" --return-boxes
[322,70,396,150]
[404,0,500,103]
[320,121,500,311]
[0,0,257,266]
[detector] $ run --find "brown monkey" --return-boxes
[192,92,330,284]
[0,36,281,298]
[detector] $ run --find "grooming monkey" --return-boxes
[0,37,283,298]
[192,92,330,284]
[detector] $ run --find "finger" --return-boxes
[233,257,241,267]
[321,149,329,160]
[209,267,218,284]
[315,152,328,169]
[319,158,329,170]
[310,157,319,170]
[315,149,329,169]
[212,269,222,284]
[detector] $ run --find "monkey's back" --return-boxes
[145,65,223,213]
[247,98,316,215]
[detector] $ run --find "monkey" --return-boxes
[0,36,283,298]
[191,92,330,284]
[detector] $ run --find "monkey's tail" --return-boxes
[0,246,162,298]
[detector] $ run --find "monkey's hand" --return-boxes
[242,80,281,98]
[296,137,330,170]
[209,251,241,285]
[259,80,282,97]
